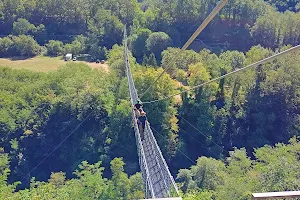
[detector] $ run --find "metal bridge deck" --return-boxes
[124,29,180,199]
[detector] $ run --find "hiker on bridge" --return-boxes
[134,98,143,109]
[138,111,147,140]
[133,98,143,119]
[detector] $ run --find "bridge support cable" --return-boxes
[123,28,180,199]
[139,0,228,99]
[143,44,300,104]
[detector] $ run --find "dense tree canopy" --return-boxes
[265,0,300,12]
[0,35,41,57]
[0,0,299,59]
[0,0,299,199]
[0,156,144,199]
[178,138,300,200]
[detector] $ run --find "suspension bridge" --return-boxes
[124,29,180,199]
[20,0,300,199]
[123,1,230,198]
[123,0,300,199]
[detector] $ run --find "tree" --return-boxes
[0,37,13,57]
[12,18,35,35]
[161,48,203,76]
[259,46,300,140]
[219,51,245,71]
[101,0,141,25]
[128,173,144,199]
[129,28,152,59]
[187,63,213,91]
[175,69,187,83]
[73,35,87,53]
[89,45,108,60]
[0,150,18,198]
[0,63,115,185]
[11,35,41,57]
[253,137,300,192]
[32,24,47,44]
[63,35,89,56]
[0,35,41,57]
[147,52,157,66]
[265,0,300,12]
[72,161,109,199]
[183,190,213,200]
[88,9,124,49]
[48,172,66,188]
[64,41,81,55]
[46,40,64,56]
[251,9,300,48]
[110,158,131,199]
[191,157,226,190]
[146,32,172,63]
[142,54,148,66]
[177,169,193,193]
[179,139,300,199]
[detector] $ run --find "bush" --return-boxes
[46,40,64,56]
[0,37,14,57]
[64,40,83,55]
[11,35,41,57]
[0,35,41,57]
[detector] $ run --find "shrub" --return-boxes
[0,37,14,57]
[11,35,41,57]
[46,40,64,56]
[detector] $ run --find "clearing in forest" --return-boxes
[0,56,109,72]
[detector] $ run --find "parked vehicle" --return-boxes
[65,53,72,61]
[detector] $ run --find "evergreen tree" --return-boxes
[142,54,149,66]
[147,53,157,67]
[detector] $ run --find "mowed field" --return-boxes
[0,56,109,72]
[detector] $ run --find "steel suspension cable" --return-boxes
[143,44,300,104]
[139,0,228,99]
[178,121,224,157]
[150,126,196,165]
[178,115,224,152]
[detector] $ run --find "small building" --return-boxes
[65,53,72,61]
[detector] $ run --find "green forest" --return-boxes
[0,0,299,199]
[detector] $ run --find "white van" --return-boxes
[65,53,72,61]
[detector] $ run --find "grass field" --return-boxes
[0,56,109,72]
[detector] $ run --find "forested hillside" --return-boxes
[1,0,300,59]
[0,0,299,199]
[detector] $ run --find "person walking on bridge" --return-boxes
[138,111,147,140]
[134,98,143,110]
[133,98,143,118]
[133,106,140,119]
